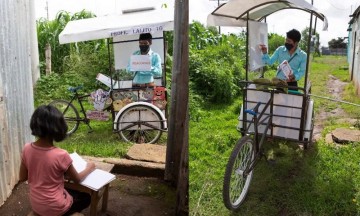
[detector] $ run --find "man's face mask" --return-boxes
[139,45,150,53]
[284,43,294,51]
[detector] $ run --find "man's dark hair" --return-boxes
[286,29,301,42]
[139,33,152,42]
[30,105,68,142]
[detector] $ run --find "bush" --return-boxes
[189,33,245,103]
[34,72,85,106]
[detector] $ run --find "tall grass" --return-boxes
[189,55,360,215]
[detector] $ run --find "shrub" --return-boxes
[189,33,245,103]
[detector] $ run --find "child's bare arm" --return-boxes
[19,162,28,182]
[65,162,95,183]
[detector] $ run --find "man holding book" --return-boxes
[260,29,307,88]
[126,33,162,87]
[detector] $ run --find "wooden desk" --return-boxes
[65,162,115,216]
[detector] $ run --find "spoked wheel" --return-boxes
[223,136,255,210]
[117,104,163,144]
[49,100,80,135]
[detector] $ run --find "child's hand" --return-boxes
[86,162,96,172]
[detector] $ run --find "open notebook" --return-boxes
[69,152,116,191]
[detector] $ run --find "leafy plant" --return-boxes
[189,24,245,103]
[37,10,101,75]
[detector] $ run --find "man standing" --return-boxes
[260,29,307,88]
[127,33,162,87]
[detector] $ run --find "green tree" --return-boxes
[268,33,285,53]
[299,27,320,53]
[189,22,246,103]
[328,37,347,49]
[37,10,98,75]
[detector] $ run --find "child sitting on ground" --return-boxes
[19,105,95,216]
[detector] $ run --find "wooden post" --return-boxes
[164,0,189,214]
[45,43,51,75]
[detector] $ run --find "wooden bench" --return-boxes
[65,161,115,216]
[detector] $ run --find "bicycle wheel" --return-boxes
[223,136,255,210]
[117,104,163,144]
[49,99,80,135]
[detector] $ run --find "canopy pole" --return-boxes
[304,12,313,92]
[245,13,249,81]
[162,31,167,87]
[107,39,113,91]
[242,12,250,137]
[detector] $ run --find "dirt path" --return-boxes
[0,174,175,216]
[313,75,349,141]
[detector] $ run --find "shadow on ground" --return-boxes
[0,174,175,216]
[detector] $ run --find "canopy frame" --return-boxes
[207,0,328,142]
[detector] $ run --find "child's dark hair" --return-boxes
[286,29,301,42]
[30,105,68,142]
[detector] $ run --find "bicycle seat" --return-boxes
[68,86,83,92]
[245,102,261,116]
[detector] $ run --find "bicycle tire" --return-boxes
[49,99,80,135]
[304,108,315,149]
[117,104,163,144]
[223,136,255,210]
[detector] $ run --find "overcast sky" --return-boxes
[35,0,359,47]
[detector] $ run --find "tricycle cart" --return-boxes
[207,0,328,210]
[56,6,174,144]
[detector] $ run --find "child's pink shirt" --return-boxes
[21,143,73,216]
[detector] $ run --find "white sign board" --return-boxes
[130,55,152,71]
[248,21,268,72]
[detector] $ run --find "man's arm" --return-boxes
[294,53,307,81]
[150,53,162,77]
[262,46,280,66]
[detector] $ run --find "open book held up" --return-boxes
[70,152,116,191]
[276,60,293,80]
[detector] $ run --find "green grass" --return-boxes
[189,55,360,215]
[45,94,167,158]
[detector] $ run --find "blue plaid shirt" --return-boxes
[126,49,162,84]
[262,46,307,81]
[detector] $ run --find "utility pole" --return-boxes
[165,0,189,215]
[45,1,49,20]
[217,0,221,34]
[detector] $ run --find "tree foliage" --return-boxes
[188,22,245,103]
[268,33,285,53]
[37,10,102,75]
[328,37,347,49]
[299,27,320,53]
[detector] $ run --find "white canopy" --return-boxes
[207,0,328,30]
[59,9,174,44]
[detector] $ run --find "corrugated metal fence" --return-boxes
[349,8,360,94]
[0,0,36,206]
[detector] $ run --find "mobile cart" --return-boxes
[57,7,174,144]
[207,0,328,210]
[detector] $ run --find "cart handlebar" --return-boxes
[68,86,83,93]
[239,80,307,94]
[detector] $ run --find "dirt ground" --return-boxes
[313,75,349,141]
[0,174,175,216]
